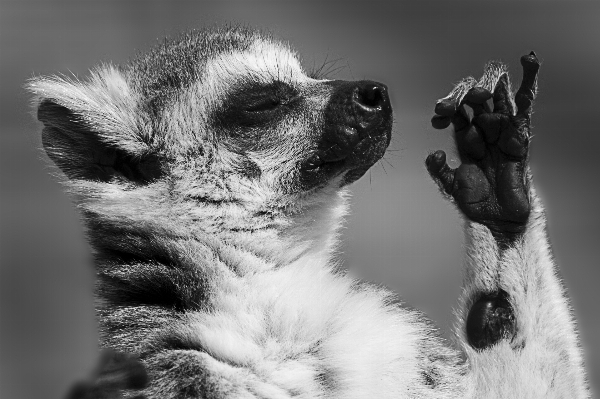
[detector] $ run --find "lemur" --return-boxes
[27,26,589,398]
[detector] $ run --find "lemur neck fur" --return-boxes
[76,179,349,276]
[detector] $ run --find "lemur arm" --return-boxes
[428,53,589,397]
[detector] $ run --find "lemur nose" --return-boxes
[323,79,392,139]
[353,81,389,110]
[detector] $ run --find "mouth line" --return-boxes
[304,123,388,174]
[303,139,363,172]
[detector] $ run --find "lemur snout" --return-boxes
[300,80,393,188]
[325,80,391,136]
[323,79,392,155]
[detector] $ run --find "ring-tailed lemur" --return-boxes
[27,26,589,398]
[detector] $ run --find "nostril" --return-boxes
[354,82,387,110]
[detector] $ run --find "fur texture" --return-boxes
[28,27,588,398]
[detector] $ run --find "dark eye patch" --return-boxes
[216,80,299,129]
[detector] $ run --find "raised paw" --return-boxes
[427,52,540,245]
[65,349,148,399]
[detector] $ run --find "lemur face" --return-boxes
[173,36,392,205]
[30,28,393,210]
[203,40,393,195]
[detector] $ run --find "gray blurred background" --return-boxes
[1,1,598,397]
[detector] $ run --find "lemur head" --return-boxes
[28,26,392,217]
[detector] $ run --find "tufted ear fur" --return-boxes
[27,65,162,183]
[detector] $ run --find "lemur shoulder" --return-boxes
[27,26,589,398]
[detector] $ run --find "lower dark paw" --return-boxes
[427,53,540,245]
[466,290,516,350]
[65,349,148,399]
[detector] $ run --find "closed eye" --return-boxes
[216,80,299,129]
[245,97,282,112]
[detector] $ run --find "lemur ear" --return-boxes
[27,66,161,183]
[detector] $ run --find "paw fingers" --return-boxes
[493,74,516,115]
[434,76,477,117]
[451,104,471,131]
[426,150,455,195]
[473,113,507,144]
[456,124,486,160]
[461,87,492,119]
[431,114,452,129]
[477,61,507,91]
[464,87,493,105]
[434,98,458,117]
[515,51,540,116]
[433,84,493,132]
[476,61,515,115]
